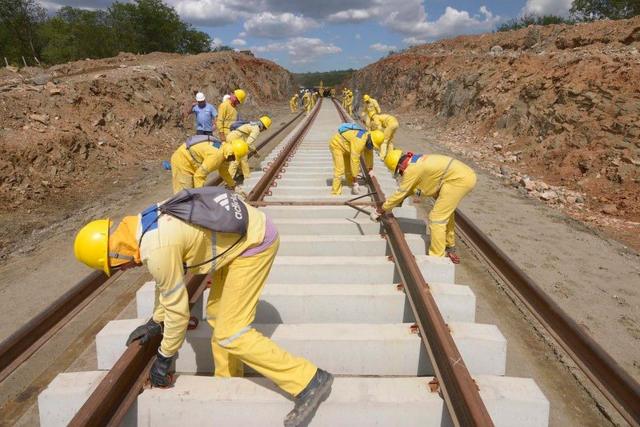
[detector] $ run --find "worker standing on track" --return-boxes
[329,124,384,195]
[227,116,272,185]
[216,89,246,142]
[185,92,217,136]
[302,90,312,115]
[371,150,477,264]
[290,93,299,113]
[312,91,318,107]
[170,135,248,193]
[345,90,354,117]
[73,188,334,427]
[363,94,381,122]
[370,113,399,159]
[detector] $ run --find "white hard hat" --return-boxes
[223,94,230,102]
[195,92,206,102]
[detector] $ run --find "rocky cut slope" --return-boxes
[351,17,640,227]
[0,51,293,257]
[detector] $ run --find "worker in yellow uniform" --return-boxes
[302,90,312,115]
[311,91,318,107]
[329,125,384,195]
[73,188,333,427]
[227,116,272,184]
[170,136,249,193]
[370,113,399,159]
[346,90,353,116]
[341,88,347,109]
[363,94,381,121]
[290,94,299,113]
[371,150,477,264]
[216,89,246,142]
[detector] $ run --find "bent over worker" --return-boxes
[227,116,272,185]
[362,94,381,120]
[329,125,384,195]
[170,135,248,193]
[370,113,399,159]
[73,189,333,427]
[372,150,476,264]
[216,89,246,142]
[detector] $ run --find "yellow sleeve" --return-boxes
[218,161,236,188]
[215,104,225,135]
[146,245,190,357]
[247,126,260,150]
[364,148,373,171]
[382,167,421,211]
[349,138,363,180]
[193,152,221,188]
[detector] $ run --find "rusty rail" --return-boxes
[455,211,640,426]
[68,104,321,426]
[332,97,494,426]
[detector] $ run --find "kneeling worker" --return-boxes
[227,116,272,185]
[371,150,476,264]
[170,135,248,193]
[329,124,384,195]
[73,188,333,427]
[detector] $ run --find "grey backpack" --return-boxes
[139,187,250,269]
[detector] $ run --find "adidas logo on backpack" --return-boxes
[213,193,230,211]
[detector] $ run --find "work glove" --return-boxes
[235,185,248,200]
[370,209,383,222]
[367,169,375,178]
[351,182,361,195]
[150,351,175,388]
[126,318,163,346]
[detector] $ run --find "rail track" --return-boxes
[1,97,638,426]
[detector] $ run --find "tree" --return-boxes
[571,0,640,20]
[497,14,573,32]
[0,0,46,63]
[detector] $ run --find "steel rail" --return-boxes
[454,211,640,426]
[332,98,494,427]
[68,103,322,426]
[0,111,304,385]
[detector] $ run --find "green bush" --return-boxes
[497,14,574,32]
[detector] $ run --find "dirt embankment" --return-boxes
[0,51,294,259]
[351,17,640,248]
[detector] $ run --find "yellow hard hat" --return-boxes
[369,130,385,150]
[363,94,370,101]
[231,139,249,158]
[74,219,111,276]
[234,89,246,103]
[385,149,403,173]
[259,115,272,129]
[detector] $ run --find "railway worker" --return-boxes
[370,113,399,159]
[216,89,247,142]
[363,94,381,121]
[371,150,477,264]
[170,136,248,193]
[312,90,318,107]
[185,92,217,136]
[72,191,334,427]
[341,88,348,108]
[329,124,384,195]
[227,116,272,184]
[302,90,312,115]
[344,90,353,116]
[290,93,299,112]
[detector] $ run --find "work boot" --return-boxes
[284,369,333,427]
[445,247,460,264]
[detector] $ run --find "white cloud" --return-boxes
[327,7,378,23]
[253,37,342,64]
[403,36,427,45]
[171,0,243,25]
[244,12,319,38]
[210,37,224,49]
[370,43,397,52]
[522,0,573,16]
[355,33,361,40]
[231,38,247,47]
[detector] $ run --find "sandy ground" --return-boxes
[390,115,639,425]
[0,106,300,425]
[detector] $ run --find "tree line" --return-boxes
[0,0,216,66]
[499,0,639,32]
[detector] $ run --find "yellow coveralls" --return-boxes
[382,154,477,257]
[227,123,261,180]
[169,139,235,193]
[341,89,348,108]
[141,205,317,396]
[216,100,238,141]
[345,92,354,116]
[312,92,318,107]
[364,98,381,119]
[302,92,312,114]
[329,129,374,195]
[290,95,299,112]
[371,113,399,159]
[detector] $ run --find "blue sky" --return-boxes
[42,1,574,72]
